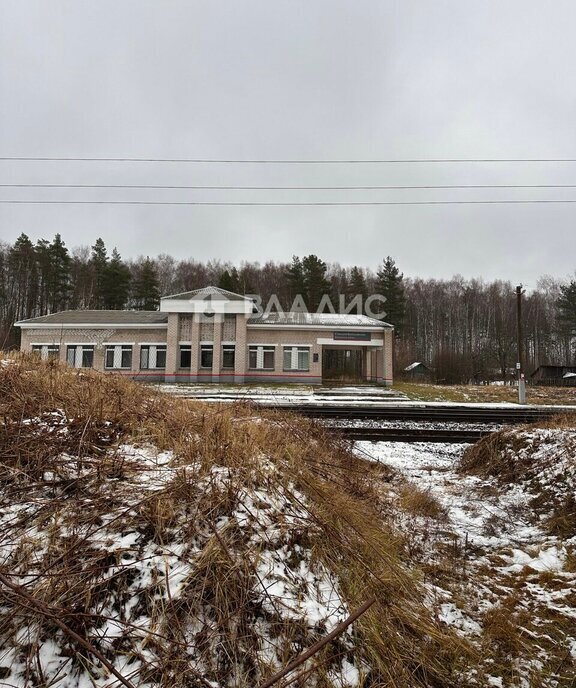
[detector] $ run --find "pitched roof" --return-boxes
[404,362,428,371]
[162,286,253,302]
[248,312,392,328]
[15,311,168,326]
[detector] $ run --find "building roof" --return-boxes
[15,311,168,326]
[404,362,429,371]
[248,312,392,328]
[161,286,254,302]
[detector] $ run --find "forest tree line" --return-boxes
[1,232,576,382]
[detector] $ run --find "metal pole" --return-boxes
[516,285,526,404]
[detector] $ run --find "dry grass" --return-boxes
[452,418,576,684]
[459,421,576,541]
[0,353,476,688]
[459,429,533,481]
[395,381,576,405]
[397,485,448,521]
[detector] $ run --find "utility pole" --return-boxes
[516,285,526,404]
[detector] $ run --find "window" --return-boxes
[66,345,94,368]
[200,345,213,369]
[105,345,132,369]
[179,345,191,369]
[32,345,60,361]
[222,345,235,369]
[140,345,167,369]
[283,347,310,371]
[248,345,275,370]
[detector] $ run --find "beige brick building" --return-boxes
[15,286,394,385]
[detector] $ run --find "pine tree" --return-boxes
[45,234,71,313]
[285,256,306,306]
[102,249,131,309]
[302,254,331,312]
[557,281,576,334]
[348,266,368,313]
[218,267,241,293]
[90,238,108,308]
[376,256,406,332]
[8,234,38,321]
[132,257,160,310]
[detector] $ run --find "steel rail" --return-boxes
[332,426,491,443]
[259,404,572,424]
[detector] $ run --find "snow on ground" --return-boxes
[327,419,503,432]
[354,431,576,685]
[354,440,551,551]
[153,383,406,405]
[153,383,576,410]
[0,415,362,688]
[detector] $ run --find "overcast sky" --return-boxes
[1,0,575,284]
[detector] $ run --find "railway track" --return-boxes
[260,403,573,424]
[333,425,491,443]
[176,394,575,441]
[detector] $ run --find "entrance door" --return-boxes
[322,348,363,382]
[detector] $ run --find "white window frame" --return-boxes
[66,345,95,368]
[179,344,192,369]
[222,344,235,369]
[140,344,167,370]
[31,344,60,361]
[283,346,311,371]
[248,345,276,370]
[104,344,133,370]
[200,344,213,369]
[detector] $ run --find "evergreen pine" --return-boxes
[8,234,38,321]
[90,238,108,308]
[132,257,160,310]
[376,256,406,332]
[285,256,306,305]
[102,249,131,309]
[218,267,241,293]
[348,266,368,314]
[302,254,331,312]
[47,234,71,313]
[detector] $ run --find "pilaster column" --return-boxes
[234,314,248,383]
[190,314,200,380]
[165,313,179,378]
[382,329,394,386]
[365,348,372,382]
[212,315,222,382]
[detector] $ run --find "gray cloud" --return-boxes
[1,0,575,283]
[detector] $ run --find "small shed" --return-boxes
[403,362,433,382]
[530,365,576,386]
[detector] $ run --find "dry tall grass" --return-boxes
[456,418,576,685]
[0,353,477,687]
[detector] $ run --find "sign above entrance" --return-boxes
[333,331,372,341]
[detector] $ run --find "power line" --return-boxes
[2,183,576,190]
[2,199,576,206]
[2,157,576,164]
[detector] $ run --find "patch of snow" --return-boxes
[354,428,576,686]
